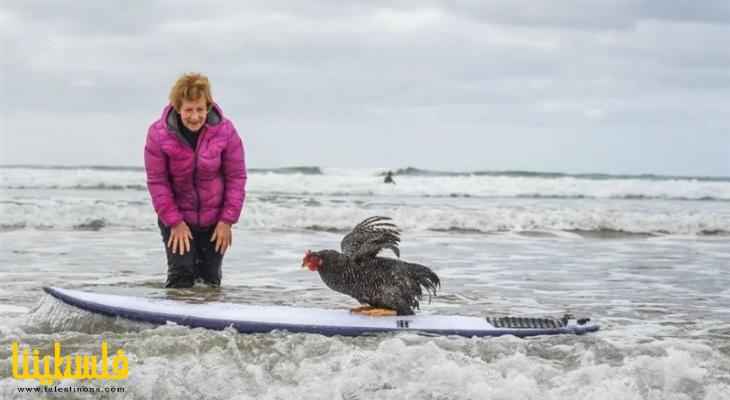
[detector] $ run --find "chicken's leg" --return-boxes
[349,305,374,314]
[358,308,397,317]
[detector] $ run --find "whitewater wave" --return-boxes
[2,196,728,238]
[2,166,728,237]
[249,166,322,175]
[5,187,728,202]
[390,166,729,182]
[3,181,729,203]
[5,184,148,191]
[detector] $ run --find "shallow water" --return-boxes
[1,167,729,399]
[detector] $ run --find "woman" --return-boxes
[144,73,247,288]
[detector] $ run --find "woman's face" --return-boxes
[179,97,208,132]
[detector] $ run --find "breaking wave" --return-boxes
[391,166,730,182]
[2,166,729,238]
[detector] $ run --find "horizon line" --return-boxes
[0,163,728,180]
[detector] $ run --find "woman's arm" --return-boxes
[144,129,183,227]
[219,125,247,225]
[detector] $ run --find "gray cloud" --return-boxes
[1,1,728,175]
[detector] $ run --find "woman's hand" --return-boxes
[168,221,193,255]
[211,221,232,254]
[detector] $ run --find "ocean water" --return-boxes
[0,166,729,400]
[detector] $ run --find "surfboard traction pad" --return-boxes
[486,315,590,329]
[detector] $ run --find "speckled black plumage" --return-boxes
[311,216,440,315]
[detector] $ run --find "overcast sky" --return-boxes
[1,1,728,176]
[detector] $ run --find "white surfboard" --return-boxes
[43,287,599,337]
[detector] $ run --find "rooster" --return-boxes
[301,216,440,316]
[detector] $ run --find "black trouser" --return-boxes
[158,219,223,288]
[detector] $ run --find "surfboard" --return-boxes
[43,287,599,337]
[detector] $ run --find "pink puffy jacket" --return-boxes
[144,103,247,228]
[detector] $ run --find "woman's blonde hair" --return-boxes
[169,73,213,111]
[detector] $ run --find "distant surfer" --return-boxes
[144,73,247,288]
[384,170,395,184]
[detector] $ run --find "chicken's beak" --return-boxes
[301,261,307,269]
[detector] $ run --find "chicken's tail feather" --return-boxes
[407,264,440,309]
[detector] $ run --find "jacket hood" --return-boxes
[163,103,224,135]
